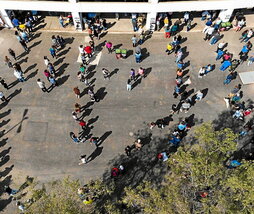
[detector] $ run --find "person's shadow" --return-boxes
[98,131,112,146]
[87,146,103,163]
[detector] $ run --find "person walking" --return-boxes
[4,56,12,68]
[78,155,87,165]
[0,91,8,103]
[102,68,110,80]
[105,41,113,54]
[0,78,8,89]
[131,35,138,47]
[37,79,47,92]
[127,79,132,91]
[49,46,57,58]
[73,87,81,98]
[8,48,16,60]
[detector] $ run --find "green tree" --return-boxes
[123,123,254,214]
[25,177,94,214]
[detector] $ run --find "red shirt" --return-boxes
[79,121,86,127]
[84,46,92,54]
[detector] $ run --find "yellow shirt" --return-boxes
[167,44,173,51]
[83,199,93,205]
[19,24,26,30]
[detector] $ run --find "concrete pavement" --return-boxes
[0,27,254,212]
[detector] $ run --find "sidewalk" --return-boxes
[37,14,254,34]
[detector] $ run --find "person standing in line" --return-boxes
[78,155,87,165]
[19,39,29,52]
[78,45,84,55]
[130,69,136,81]
[139,31,145,45]
[36,79,47,92]
[44,56,50,67]
[0,91,8,103]
[131,35,138,47]
[88,27,93,40]
[8,48,16,60]
[43,70,51,81]
[15,31,22,42]
[90,137,99,147]
[72,111,79,121]
[105,41,113,54]
[59,15,65,28]
[0,78,8,89]
[25,18,33,33]
[70,132,80,144]
[84,45,92,58]
[20,31,29,43]
[13,63,23,73]
[210,31,221,45]
[135,51,142,63]
[74,103,82,113]
[14,69,25,82]
[49,46,57,58]
[166,43,173,55]
[81,53,87,66]
[102,68,110,80]
[56,35,65,48]
[216,49,225,61]
[79,119,87,130]
[216,41,226,52]
[89,40,95,52]
[195,90,204,101]
[73,87,81,98]
[49,75,58,87]
[127,79,132,91]
[47,63,56,77]
[4,56,12,68]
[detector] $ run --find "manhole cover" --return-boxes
[23,121,48,143]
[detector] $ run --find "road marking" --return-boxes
[77,51,102,65]
[77,36,102,65]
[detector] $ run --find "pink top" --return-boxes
[106,42,112,48]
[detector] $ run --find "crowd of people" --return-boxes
[2,10,254,211]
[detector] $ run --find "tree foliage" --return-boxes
[123,123,254,214]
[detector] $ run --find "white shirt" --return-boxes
[205,27,215,35]
[37,81,45,88]
[44,59,49,66]
[14,70,22,79]
[218,42,225,49]
[79,47,84,54]
[0,91,4,98]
